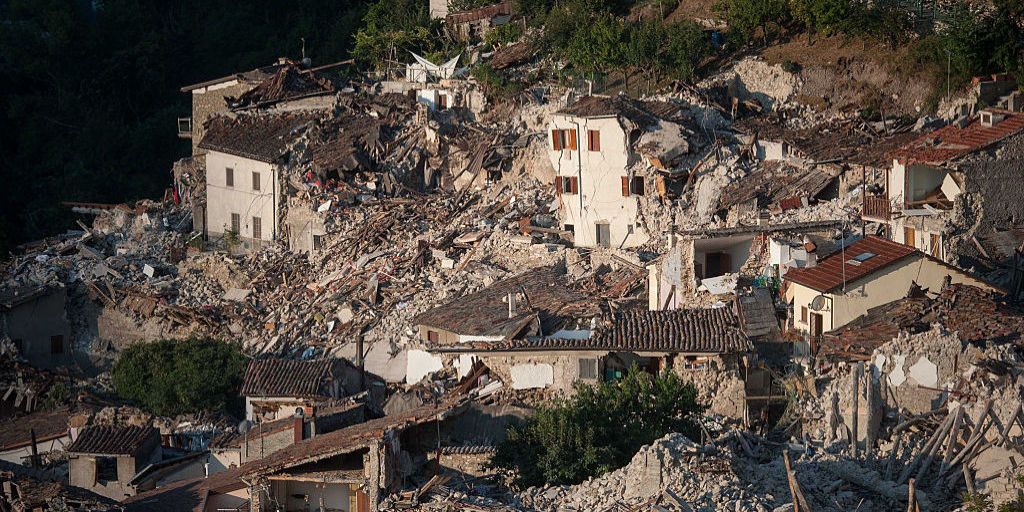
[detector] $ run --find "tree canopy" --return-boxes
[492,366,704,488]
[112,337,248,416]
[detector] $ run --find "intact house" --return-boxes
[0,409,72,465]
[67,425,206,501]
[863,109,1024,264]
[548,95,706,248]
[241,358,370,423]
[197,113,315,248]
[783,235,999,337]
[240,400,467,512]
[209,401,365,473]
[0,284,71,369]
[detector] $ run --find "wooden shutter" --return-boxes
[588,130,601,151]
[567,130,578,150]
[569,177,579,194]
[621,176,630,197]
[551,130,562,151]
[555,176,563,196]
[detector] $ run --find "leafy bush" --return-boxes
[484,21,523,47]
[714,0,790,46]
[112,338,247,416]
[353,0,437,69]
[492,366,703,488]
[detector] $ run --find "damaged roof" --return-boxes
[497,307,753,354]
[555,95,684,128]
[240,359,333,398]
[227,65,337,109]
[0,283,55,309]
[822,283,1024,358]
[0,408,70,451]
[447,0,514,24]
[242,399,466,478]
[66,425,157,455]
[122,460,248,512]
[891,110,1024,165]
[735,115,918,167]
[413,266,598,341]
[198,112,316,163]
[782,235,919,293]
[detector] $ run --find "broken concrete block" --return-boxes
[142,264,156,278]
[223,288,251,302]
[338,307,354,324]
[441,258,455,269]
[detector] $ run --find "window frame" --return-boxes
[252,216,262,240]
[587,129,601,151]
[230,213,241,234]
[252,171,260,192]
[225,167,234,187]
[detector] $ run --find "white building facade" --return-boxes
[204,150,280,248]
[547,111,650,248]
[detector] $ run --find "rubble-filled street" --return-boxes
[2,1,1024,511]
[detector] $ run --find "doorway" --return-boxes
[809,312,823,337]
[596,223,611,248]
[705,252,732,278]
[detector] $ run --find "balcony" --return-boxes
[862,195,891,221]
[177,117,192,139]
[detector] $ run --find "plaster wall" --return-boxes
[548,115,649,248]
[205,151,279,244]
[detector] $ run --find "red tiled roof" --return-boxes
[783,236,918,293]
[240,359,333,398]
[66,425,157,456]
[891,110,1024,165]
[198,112,316,163]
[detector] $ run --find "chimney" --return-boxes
[507,292,516,319]
[293,417,304,444]
[803,235,818,268]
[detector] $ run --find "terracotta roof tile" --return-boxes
[783,236,918,293]
[891,110,1024,165]
[240,359,332,398]
[66,425,157,455]
[499,307,753,354]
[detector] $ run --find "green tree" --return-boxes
[663,21,711,83]
[567,12,625,77]
[352,0,438,69]
[112,338,247,416]
[715,0,790,46]
[493,366,703,488]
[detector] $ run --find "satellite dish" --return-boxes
[293,407,305,419]
[238,420,252,435]
[809,295,827,312]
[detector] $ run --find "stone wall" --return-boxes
[190,82,253,156]
[671,354,747,419]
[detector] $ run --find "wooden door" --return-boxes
[809,312,823,337]
[904,226,916,248]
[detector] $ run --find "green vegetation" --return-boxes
[353,0,441,69]
[112,338,247,416]
[484,21,523,47]
[715,0,790,46]
[492,366,703,488]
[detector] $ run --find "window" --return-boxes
[427,330,439,343]
[50,335,63,355]
[564,224,574,233]
[595,223,610,248]
[587,130,601,151]
[225,167,234,187]
[96,456,117,482]
[438,93,448,109]
[852,252,876,262]
[313,235,324,251]
[550,129,577,151]
[230,213,240,234]
[252,216,262,240]
[551,130,565,151]
[800,306,808,323]
[555,176,579,195]
[578,358,599,380]
[621,176,645,196]
[252,171,260,191]
[904,226,916,248]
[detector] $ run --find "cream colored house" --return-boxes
[548,95,698,248]
[198,113,315,248]
[784,236,998,335]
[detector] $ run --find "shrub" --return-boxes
[484,21,523,47]
[714,0,790,46]
[492,366,703,488]
[112,338,247,416]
